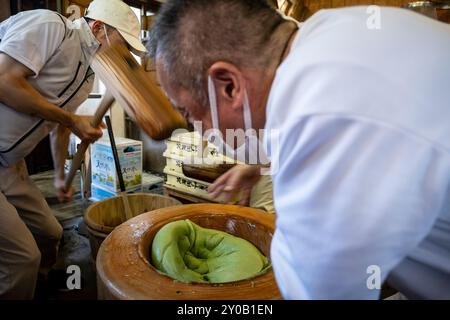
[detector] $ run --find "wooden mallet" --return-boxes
[64,91,115,192]
[64,44,186,193]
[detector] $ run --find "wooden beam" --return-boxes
[0,0,11,22]
[68,0,91,7]
[147,0,163,13]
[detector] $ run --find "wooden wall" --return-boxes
[0,0,10,22]
[303,0,411,17]
[278,0,450,22]
[62,0,90,18]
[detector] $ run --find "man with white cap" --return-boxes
[0,0,146,299]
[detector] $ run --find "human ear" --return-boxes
[208,62,245,111]
[90,20,105,40]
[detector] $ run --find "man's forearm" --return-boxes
[50,125,71,182]
[0,73,74,128]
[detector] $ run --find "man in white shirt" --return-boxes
[0,0,146,299]
[147,0,450,299]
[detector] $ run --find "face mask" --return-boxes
[206,76,268,165]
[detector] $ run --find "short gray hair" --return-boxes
[147,0,288,106]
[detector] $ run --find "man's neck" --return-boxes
[252,22,299,130]
[280,23,299,65]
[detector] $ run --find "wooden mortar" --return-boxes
[84,193,181,260]
[96,204,281,300]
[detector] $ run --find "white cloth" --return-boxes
[0,10,99,167]
[265,7,450,299]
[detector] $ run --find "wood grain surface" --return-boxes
[91,45,187,141]
[96,204,281,300]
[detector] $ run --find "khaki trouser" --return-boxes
[0,160,63,299]
[250,175,275,214]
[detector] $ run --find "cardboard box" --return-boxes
[164,169,240,203]
[165,140,207,159]
[163,131,239,203]
[164,155,185,174]
[164,169,211,200]
[91,137,142,192]
[168,131,204,145]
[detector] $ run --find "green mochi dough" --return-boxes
[151,219,269,283]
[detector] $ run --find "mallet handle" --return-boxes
[64,92,115,192]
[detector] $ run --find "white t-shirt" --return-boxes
[0,10,98,167]
[265,7,450,299]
